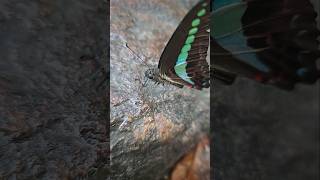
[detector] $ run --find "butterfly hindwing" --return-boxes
[211,0,320,90]
[158,0,210,89]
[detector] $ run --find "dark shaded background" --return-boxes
[211,0,319,179]
[0,0,109,179]
[212,78,319,180]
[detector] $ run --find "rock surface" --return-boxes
[212,78,319,180]
[110,0,210,179]
[0,0,108,179]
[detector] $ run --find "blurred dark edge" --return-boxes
[0,0,110,179]
[210,1,320,179]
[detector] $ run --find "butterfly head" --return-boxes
[145,67,159,81]
[143,67,167,87]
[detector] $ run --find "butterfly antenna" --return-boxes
[120,41,158,89]
[125,43,151,68]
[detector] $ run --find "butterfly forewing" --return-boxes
[158,0,211,89]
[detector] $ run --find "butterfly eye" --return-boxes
[145,70,153,79]
[147,73,154,79]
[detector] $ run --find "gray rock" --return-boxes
[110,0,209,179]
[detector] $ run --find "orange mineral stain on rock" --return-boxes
[133,116,154,142]
[154,113,175,141]
[133,113,182,142]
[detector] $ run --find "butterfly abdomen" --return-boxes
[145,68,184,88]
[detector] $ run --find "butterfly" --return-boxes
[145,0,211,90]
[211,0,320,90]
[145,0,320,90]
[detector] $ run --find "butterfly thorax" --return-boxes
[145,67,183,88]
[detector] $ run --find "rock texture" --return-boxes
[0,0,108,179]
[212,79,319,180]
[110,0,210,179]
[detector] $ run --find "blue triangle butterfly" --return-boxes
[146,0,320,90]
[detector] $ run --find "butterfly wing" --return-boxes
[158,0,210,90]
[211,0,320,90]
